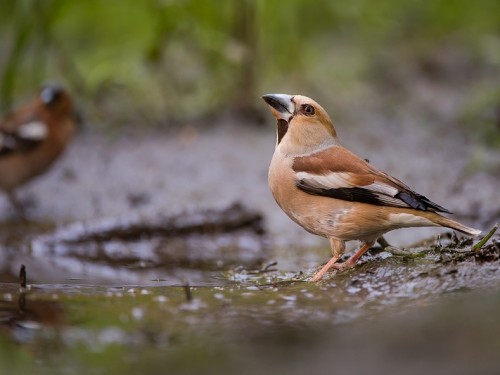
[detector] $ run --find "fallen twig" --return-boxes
[246,261,278,275]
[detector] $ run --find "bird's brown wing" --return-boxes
[292,145,451,213]
[0,107,47,157]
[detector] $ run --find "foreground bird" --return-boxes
[262,93,481,282]
[0,85,76,214]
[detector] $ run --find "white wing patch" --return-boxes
[295,171,357,189]
[388,213,436,227]
[296,171,399,196]
[363,181,399,196]
[17,121,48,140]
[296,171,413,208]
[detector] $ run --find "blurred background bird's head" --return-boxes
[37,83,83,128]
[39,84,71,112]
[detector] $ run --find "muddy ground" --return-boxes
[0,106,499,374]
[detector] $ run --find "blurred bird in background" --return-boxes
[0,85,76,216]
[262,93,481,282]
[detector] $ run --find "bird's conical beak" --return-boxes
[262,94,294,122]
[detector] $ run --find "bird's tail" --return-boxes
[430,214,482,237]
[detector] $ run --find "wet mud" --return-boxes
[1,232,500,375]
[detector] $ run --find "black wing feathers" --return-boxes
[297,180,451,214]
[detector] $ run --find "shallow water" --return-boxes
[1,213,500,374]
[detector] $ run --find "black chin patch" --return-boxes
[276,119,289,144]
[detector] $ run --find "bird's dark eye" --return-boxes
[302,104,315,116]
[40,86,63,105]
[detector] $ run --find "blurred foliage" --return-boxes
[0,0,499,131]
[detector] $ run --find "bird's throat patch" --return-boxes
[276,119,289,144]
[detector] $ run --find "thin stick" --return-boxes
[183,282,192,302]
[19,264,26,288]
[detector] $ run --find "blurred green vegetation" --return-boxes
[0,0,499,132]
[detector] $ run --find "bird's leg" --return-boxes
[334,241,375,270]
[376,236,391,249]
[7,191,26,219]
[310,238,345,282]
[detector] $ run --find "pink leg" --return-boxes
[310,255,341,282]
[333,242,375,270]
[310,238,345,282]
[311,241,375,281]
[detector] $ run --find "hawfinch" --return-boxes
[262,94,481,282]
[0,85,76,214]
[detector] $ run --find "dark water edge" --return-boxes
[1,280,500,375]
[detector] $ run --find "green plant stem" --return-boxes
[472,223,499,252]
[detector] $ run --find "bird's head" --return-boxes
[262,94,338,154]
[37,84,82,127]
[38,84,73,115]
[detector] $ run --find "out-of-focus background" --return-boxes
[1,0,500,132]
[1,1,500,374]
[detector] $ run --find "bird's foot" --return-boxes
[310,258,356,282]
[330,261,356,271]
[311,242,374,282]
[309,255,341,282]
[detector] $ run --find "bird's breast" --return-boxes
[268,151,345,238]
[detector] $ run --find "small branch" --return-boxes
[18,264,27,312]
[472,223,498,252]
[246,261,278,275]
[183,282,192,303]
[19,264,27,288]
